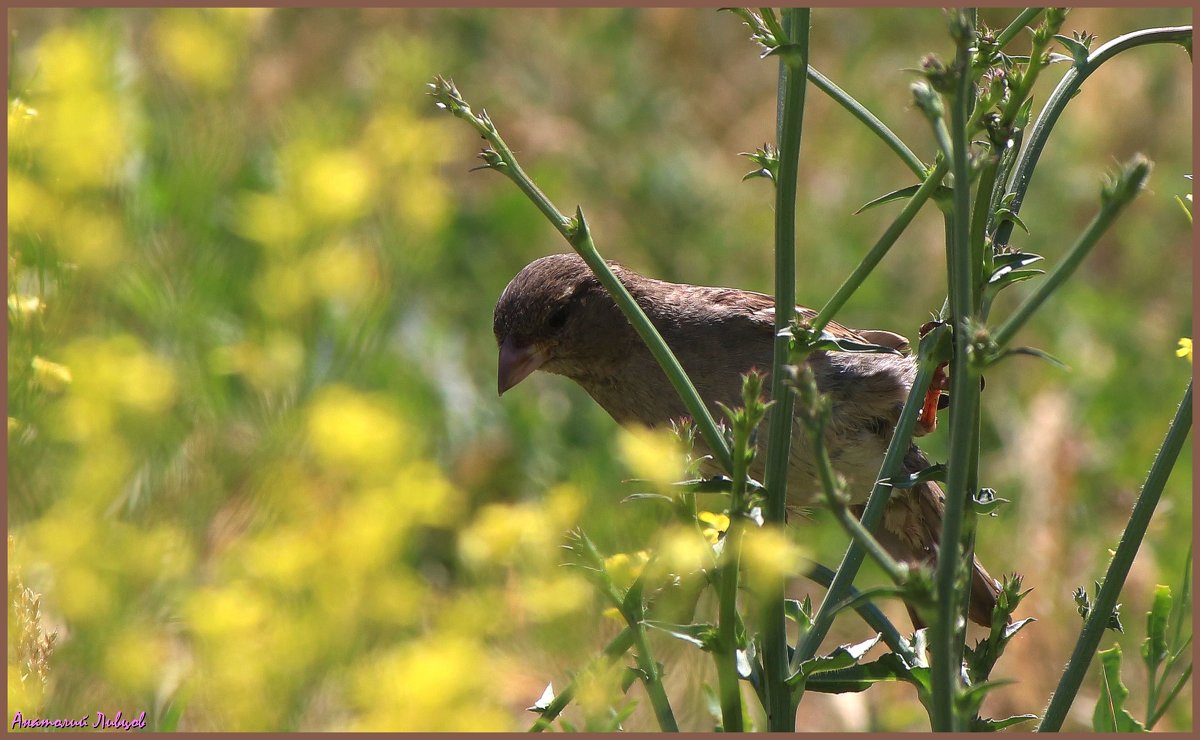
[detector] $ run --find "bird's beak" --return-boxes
[497,336,547,396]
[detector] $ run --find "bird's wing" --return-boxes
[695,287,909,349]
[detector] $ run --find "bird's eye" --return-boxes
[547,305,570,330]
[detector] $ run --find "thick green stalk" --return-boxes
[760,8,810,731]
[429,78,733,473]
[812,159,949,333]
[794,334,941,664]
[995,26,1192,249]
[807,67,926,178]
[930,12,979,730]
[1038,382,1192,732]
[992,156,1152,348]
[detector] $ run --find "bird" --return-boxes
[493,252,1002,627]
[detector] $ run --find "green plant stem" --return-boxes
[807,66,925,178]
[760,8,810,732]
[793,375,908,588]
[994,8,1045,49]
[1147,663,1193,730]
[528,627,636,732]
[992,156,1152,348]
[811,159,949,334]
[569,531,678,732]
[1038,381,1193,732]
[804,562,909,659]
[930,13,979,730]
[714,535,744,732]
[995,25,1192,249]
[997,14,1057,126]
[1168,541,1192,653]
[795,327,943,665]
[714,406,753,732]
[626,609,679,732]
[970,159,999,310]
[430,79,734,474]
[812,443,908,586]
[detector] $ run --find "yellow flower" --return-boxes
[603,550,650,590]
[152,11,239,92]
[698,511,730,544]
[617,425,685,488]
[298,149,377,224]
[305,385,409,476]
[649,525,714,579]
[739,526,808,597]
[1176,338,1192,365]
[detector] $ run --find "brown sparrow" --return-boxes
[494,253,1001,626]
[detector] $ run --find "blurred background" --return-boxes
[7,7,1191,731]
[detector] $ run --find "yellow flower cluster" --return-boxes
[4,12,585,730]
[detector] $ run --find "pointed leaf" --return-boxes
[998,346,1069,370]
[621,493,676,505]
[1014,96,1035,129]
[994,207,1030,233]
[528,683,556,713]
[671,475,765,495]
[780,326,904,356]
[789,634,882,686]
[1054,33,1091,65]
[801,651,926,693]
[992,250,1044,269]
[854,184,922,214]
[972,488,1011,515]
[881,463,947,489]
[643,620,717,650]
[988,268,1045,288]
[784,598,813,630]
[971,714,1038,731]
[1003,616,1037,641]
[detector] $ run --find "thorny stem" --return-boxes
[761,8,811,732]
[992,156,1152,348]
[429,77,734,474]
[994,8,1045,49]
[794,325,945,665]
[930,10,980,731]
[807,66,926,178]
[995,25,1192,248]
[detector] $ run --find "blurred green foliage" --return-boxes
[6,7,1191,731]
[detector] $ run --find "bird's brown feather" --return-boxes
[494,253,1004,627]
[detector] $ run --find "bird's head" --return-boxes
[493,253,627,395]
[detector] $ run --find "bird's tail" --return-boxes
[863,445,1005,629]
